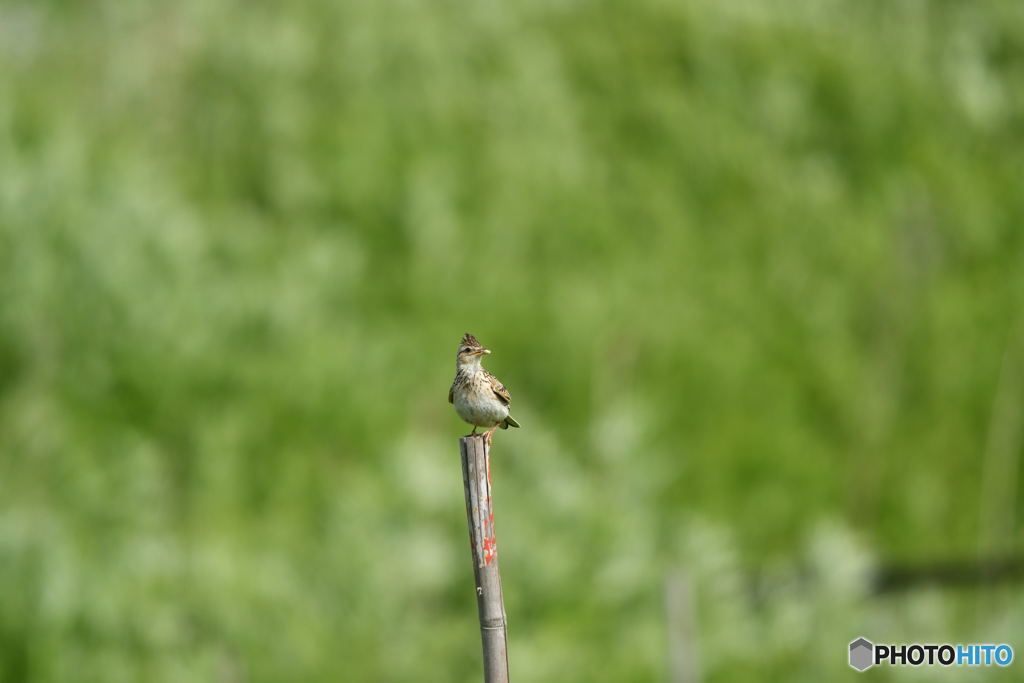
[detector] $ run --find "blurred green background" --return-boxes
[2,0,1024,681]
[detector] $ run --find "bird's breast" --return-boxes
[452,372,508,426]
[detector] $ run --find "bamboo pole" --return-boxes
[460,435,510,683]
[665,570,700,683]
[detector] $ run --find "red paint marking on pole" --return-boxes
[482,505,497,565]
[483,535,497,566]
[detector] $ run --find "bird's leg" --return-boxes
[483,423,500,447]
[469,425,478,437]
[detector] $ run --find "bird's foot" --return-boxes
[483,424,500,448]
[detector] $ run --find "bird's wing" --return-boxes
[448,384,454,404]
[487,372,511,405]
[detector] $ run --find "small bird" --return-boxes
[449,333,520,445]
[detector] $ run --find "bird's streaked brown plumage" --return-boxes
[449,333,520,445]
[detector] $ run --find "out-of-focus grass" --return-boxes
[1,1,1023,681]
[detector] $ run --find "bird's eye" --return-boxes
[461,348,471,354]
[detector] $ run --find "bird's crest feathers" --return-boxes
[460,333,483,349]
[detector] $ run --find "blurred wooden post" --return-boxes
[665,570,700,683]
[460,435,510,683]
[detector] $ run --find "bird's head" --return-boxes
[456,333,490,368]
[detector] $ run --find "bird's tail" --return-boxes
[502,415,520,429]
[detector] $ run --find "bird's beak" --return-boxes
[480,349,491,355]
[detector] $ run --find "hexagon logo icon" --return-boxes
[849,637,874,671]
